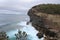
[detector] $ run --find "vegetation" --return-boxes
[32,4,60,14]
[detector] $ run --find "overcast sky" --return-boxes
[0,0,60,14]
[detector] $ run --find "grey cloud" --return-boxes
[0,0,60,14]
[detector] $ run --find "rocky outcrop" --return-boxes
[15,30,27,40]
[0,31,9,40]
[27,4,60,40]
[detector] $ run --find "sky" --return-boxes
[0,0,60,14]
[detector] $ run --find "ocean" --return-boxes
[0,14,43,40]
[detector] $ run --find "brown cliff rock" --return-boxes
[27,4,60,40]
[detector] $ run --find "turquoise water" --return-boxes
[9,37,16,40]
[6,21,44,40]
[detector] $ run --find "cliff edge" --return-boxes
[27,4,60,40]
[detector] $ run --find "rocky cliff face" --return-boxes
[27,4,60,40]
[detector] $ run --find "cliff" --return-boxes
[27,4,60,40]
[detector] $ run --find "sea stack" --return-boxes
[27,4,60,40]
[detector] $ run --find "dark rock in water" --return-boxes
[27,4,60,40]
[37,32,43,38]
[15,30,28,40]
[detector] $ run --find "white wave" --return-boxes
[7,21,44,40]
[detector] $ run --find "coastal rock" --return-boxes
[15,30,27,40]
[27,4,60,40]
[0,31,9,40]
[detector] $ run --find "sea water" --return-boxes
[7,21,44,40]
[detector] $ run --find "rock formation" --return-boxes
[27,4,60,40]
[0,31,9,40]
[15,30,27,40]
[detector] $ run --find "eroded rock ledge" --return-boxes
[27,4,60,40]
